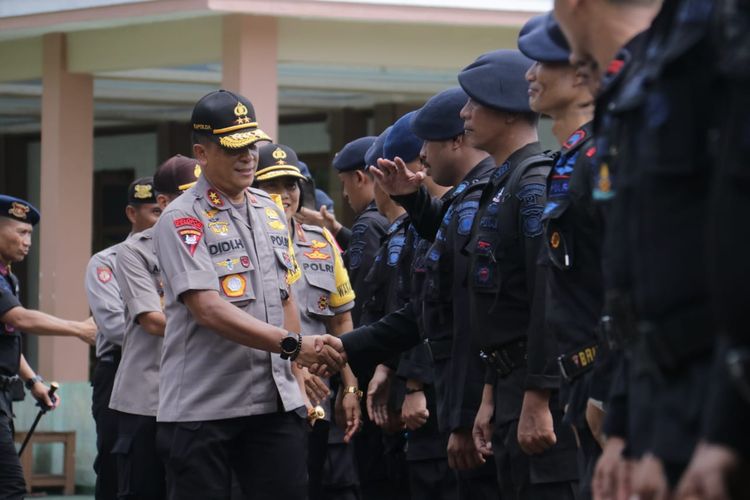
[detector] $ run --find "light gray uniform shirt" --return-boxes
[154,175,304,422]
[85,239,130,358]
[109,228,163,417]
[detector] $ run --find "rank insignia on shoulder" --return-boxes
[318,294,329,311]
[268,220,286,231]
[207,189,224,207]
[304,249,330,261]
[310,239,327,249]
[221,274,247,297]
[97,266,112,283]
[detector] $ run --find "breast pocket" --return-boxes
[466,234,501,294]
[542,199,574,271]
[214,254,256,304]
[303,270,336,317]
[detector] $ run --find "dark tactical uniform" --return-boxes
[0,264,27,499]
[540,123,604,497]
[345,201,389,327]
[601,0,719,484]
[362,214,411,499]
[592,35,649,451]
[394,224,457,500]
[465,143,579,499]
[396,156,501,499]
[703,1,750,474]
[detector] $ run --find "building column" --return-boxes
[222,15,279,141]
[38,33,93,381]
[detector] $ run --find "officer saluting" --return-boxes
[153,90,343,499]
[0,195,94,498]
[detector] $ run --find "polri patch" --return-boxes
[97,266,112,283]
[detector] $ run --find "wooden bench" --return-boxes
[14,430,76,495]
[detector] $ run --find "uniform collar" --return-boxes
[505,141,543,167]
[194,175,260,210]
[561,121,594,154]
[293,220,310,246]
[0,262,9,277]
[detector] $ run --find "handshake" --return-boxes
[295,334,349,377]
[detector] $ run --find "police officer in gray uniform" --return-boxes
[109,155,200,499]
[253,142,362,500]
[85,176,161,500]
[153,90,343,500]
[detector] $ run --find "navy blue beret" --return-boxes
[411,87,468,141]
[0,195,40,226]
[384,111,423,163]
[518,13,545,38]
[333,136,377,172]
[365,127,391,168]
[518,12,571,64]
[458,49,534,113]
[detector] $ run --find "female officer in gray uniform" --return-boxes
[254,143,362,500]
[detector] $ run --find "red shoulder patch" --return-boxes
[174,217,203,230]
[97,266,112,283]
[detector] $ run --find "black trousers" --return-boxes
[157,411,308,500]
[408,457,457,500]
[0,412,25,500]
[92,358,120,500]
[113,412,165,500]
[456,458,501,500]
[308,421,360,500]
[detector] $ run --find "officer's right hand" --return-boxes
[401,387,429,431]
[630,453,670,500]
[447,428,485,471]
[675,441,738,500]
[298,334,346,376]
[517,389,556,455]
[370,157,424,196]
[76,317,97,346]
[472,394,495,457]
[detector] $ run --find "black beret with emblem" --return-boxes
[191,89,272,149]
[154,155,202,194]
[0,195,40,226]
[256,144,307,182]
[458,49,534,113]
[332,136,377,172]
[127,176,156,205]
[411,87,468,141]
[518,12,571,64]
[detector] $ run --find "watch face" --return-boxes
[281,335,298,353]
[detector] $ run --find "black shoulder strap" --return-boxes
[506,151,554,198]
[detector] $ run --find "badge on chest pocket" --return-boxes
[215,254,256,303]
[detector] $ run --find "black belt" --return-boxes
[480,339,527,377]
[424,338,452,362]
[558,343,599,381]
[98,348,122,365]
[0,375,19,391]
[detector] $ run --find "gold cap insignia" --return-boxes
[272,147,287,161]
[234,101,251,125]
[133,184,153,199]
[8,202,29,220]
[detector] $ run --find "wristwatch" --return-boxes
[343,386,363,400]
[280,332,302,361]
[25,375,44,390]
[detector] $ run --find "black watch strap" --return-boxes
[280,332,302,361]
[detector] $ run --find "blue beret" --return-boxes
[518,13,545,38]
[298,161,312,179]
[333,136,377,172]
[384,112,423,163]
[411,87,468,141]
[518,12,571,64]
[0,195,40,226]
[365,127,391,168]
[458,49,534,113]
